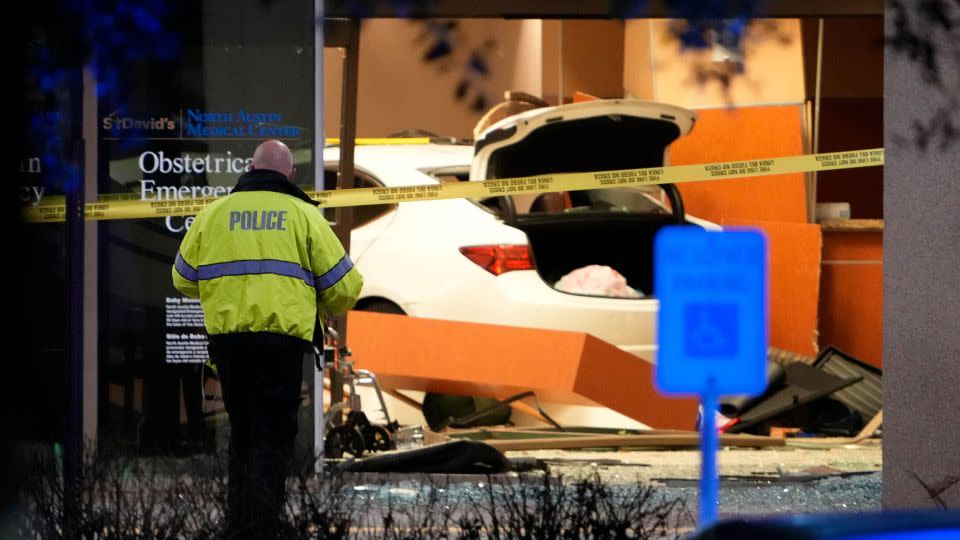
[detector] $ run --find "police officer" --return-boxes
[172,140,362,538]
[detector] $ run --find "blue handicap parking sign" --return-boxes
[654,227,768,396]
[684,303,738,357]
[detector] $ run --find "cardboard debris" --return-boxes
[447,430,784,451]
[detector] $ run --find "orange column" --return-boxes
[818,227,883,368]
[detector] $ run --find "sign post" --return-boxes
[699,379,720,526]
[654,226,768,529]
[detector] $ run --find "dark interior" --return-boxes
[486,112,692,297]
[517,212,699,297]
[484,115,681,180]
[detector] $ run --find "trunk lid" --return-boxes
[470,99,699,297]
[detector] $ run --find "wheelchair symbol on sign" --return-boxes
[684,303,738,357]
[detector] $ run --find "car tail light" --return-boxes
[459,245,534,275]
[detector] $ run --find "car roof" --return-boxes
[323,144,473,181]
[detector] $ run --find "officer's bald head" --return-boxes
[252,140,295,180]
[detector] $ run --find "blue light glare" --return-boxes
[843,530,960,540]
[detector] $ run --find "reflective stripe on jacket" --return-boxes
[172,170,363,342]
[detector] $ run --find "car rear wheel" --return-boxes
[358,299,406,315]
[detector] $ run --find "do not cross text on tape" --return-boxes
[22,148,884,223]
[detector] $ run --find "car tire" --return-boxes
[355,300,510,430]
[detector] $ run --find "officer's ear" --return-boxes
[288,167,296,181]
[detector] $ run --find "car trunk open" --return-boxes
[478,106,694,297]
[516,212,675,297]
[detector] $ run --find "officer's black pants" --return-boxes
[211,340,304,540]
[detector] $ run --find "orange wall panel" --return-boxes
[819,231,883,368]
[575,335,697,429]
[670,104,808,224]
[822,230,884,261]
[667,106,820,358]
[348,311,698,429]
[725,219,822,357]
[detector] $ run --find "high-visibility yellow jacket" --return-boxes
[172,170,363,343]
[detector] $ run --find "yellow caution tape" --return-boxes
[23,148,884,223]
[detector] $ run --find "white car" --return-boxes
[328,99,718,362]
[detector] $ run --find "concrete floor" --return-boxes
[514,441,882,481]
[509,441,883,517]
[327,441,882,538]
[355,386,883,517]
